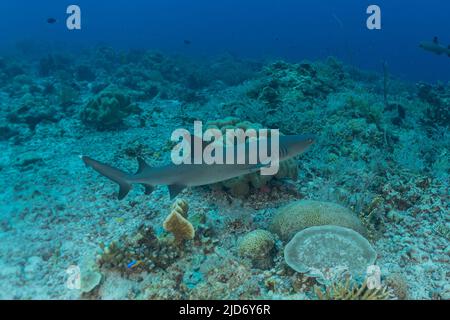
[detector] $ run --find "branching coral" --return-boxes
[314,278,392,300]
[96,224,180,273]
[163,199,195,242]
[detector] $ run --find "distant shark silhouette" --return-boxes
[82,134,315,200]
[420,37,450,57]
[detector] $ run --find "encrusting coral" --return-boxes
[163,199,195,242]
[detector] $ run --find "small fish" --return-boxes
[183,40,192,45]
[127,260,143,269]
[47,18,57,24]
[115,217,125,224]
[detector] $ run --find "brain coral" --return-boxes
[284,225,376,277]
[238,229,275,269]
[80,85,140,130]
[206,117,298,197]
[270,200,367,241]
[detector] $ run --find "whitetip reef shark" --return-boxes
[419,37,450,57]
[81,134,315,200]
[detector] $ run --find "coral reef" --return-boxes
[163,199,195,242]
[270,200,367,241]
[238,229,275,269]
[7,93,60,130]
[80,269,102,294]
[0,47,447,300]
[284,225,376,281]
[385,273,409,300]
[96,225,180,273]
[417,82,449,127]
[314,278,392,300]
[80,85,141,130]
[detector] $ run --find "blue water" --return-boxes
[1,0,449,82]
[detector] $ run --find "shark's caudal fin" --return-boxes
[82,156,156,200]
[81,156,133,200]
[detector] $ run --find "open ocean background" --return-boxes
[0,0,449,82]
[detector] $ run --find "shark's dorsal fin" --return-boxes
[136,157,151,175]
[433,36,439,44]
[168,184,186,199]
[136,158,155,195]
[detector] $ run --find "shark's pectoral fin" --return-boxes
[142,184,155,195]
[168,184,186,199]
[118,183,132,200]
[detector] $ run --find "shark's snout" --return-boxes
[303,134,316,146]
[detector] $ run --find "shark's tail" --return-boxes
[81,156,133,200]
